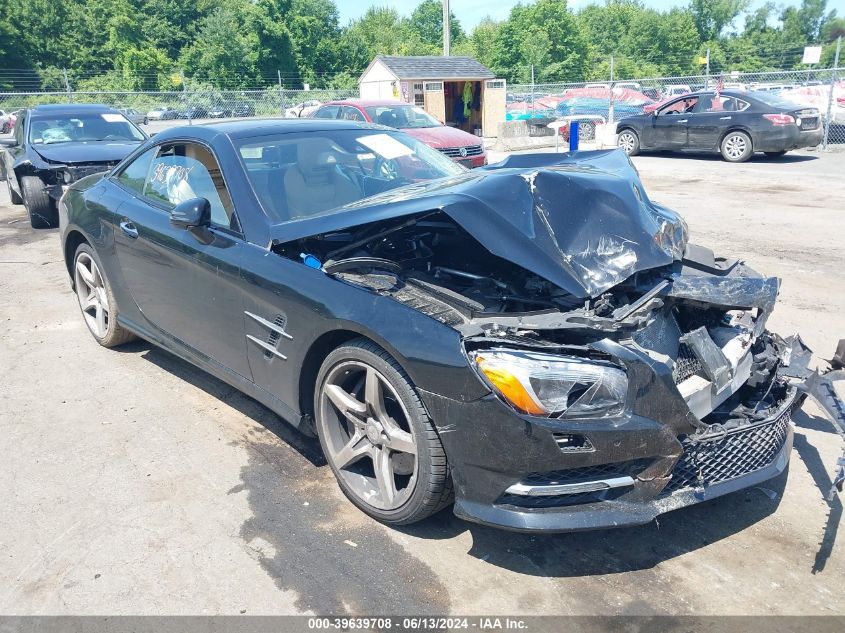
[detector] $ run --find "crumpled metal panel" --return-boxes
[270,149,688,299]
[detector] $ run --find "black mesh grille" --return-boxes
[662,404,792,495]
[673,342,704,384]
[520,459,651,486]
[264,314,286,359]
[498,487,629,509]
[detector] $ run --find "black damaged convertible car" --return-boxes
[57,119,835,532]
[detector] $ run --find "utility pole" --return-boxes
[278,69,284,115]
[705,48,711,90]
[442,0,450,56]
[823,36,841,150]
[180,70,191,125]
[608,55,615,124]
[62,68,72,103]
[531,64,535,115]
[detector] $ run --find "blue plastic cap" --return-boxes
[300,253,322,269]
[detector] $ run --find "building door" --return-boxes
[423,81,445,123]
[482,79,507,137]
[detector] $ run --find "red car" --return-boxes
[311,100,487,168]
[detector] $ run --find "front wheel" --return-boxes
[73,244,137,347]
[721,131,753,162]
[617,129,640,156]
[315,339,452,525]
[21,175,57,228]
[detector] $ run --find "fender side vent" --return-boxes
[264,314,287,359]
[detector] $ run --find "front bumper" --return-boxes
[422,385,796,533]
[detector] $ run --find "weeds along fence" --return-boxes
[0,87,358,119]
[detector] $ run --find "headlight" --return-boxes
[470,349,628,419]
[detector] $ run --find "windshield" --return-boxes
[237,129,465,222]
[29,113,146,145]
[364,105,440,129]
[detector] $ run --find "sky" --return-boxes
[335,0,845,31]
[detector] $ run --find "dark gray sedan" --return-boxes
[616,90,823,162]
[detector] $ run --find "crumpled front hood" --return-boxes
[270,149,687,299]
[450,149,688,297]
[33,141,142,165]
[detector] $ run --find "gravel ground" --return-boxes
[0,142,843,616]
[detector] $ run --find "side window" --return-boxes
[314,106,340,119]
[143,142,236,229]
[658,97,698,116]
[340,106,366,122]
[116,147,157,194]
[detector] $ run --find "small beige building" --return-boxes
[358,56,506,137]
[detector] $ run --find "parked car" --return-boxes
[1,109,15,134]
[176,106,209,119]
[641,87,663,101]
[311,99,487,168]
[616,90,823,162]
[57,119,842,531]
[231,103,256,117]
[147,107,179,121]
[117,107,148,126]
[663,84,692,98]
[208,105,232,119]
[615,81,642,90]
[285,100,321,118]
[1,103,146,227]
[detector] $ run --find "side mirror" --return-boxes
[170,197,210,228]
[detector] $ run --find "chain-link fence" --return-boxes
[2,68,843,146]
[0,87,358,127]
[509,67,845,147]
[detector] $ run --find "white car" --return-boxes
[0,110,15,134]
[664,84,693,98]
[285,100,322,118]
[615,81,642,90]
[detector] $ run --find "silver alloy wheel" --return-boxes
[724,133,748,160]
[74,252,110,338]
[618,131,636,154]
[319,360,418,511]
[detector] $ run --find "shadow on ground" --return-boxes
[639,151,818,163]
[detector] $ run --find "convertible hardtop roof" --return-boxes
[29,103,120,116]
[151,118,390,142]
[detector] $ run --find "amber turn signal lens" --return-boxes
[475,357,546,415]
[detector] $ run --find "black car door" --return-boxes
[686,95,743,150]
[111,140,252,379]
[644,97,698,149]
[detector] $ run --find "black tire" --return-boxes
[720,130,753,162]
[21,175,57,228]
[1,123,9,134]
[7,177,23,205]
[314,338,453,525]
[143,117,149,125]
[73,243,137,348]
[617,128,640,156]
[764,150,787,158]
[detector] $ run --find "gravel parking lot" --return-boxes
[1,142,844,615]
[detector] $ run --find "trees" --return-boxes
[408,0,465,51]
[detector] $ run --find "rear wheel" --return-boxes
[73,244,137,347]
[764,150,787,158]
[618,129,640,156]
[720,131,753,162]
[579,121,595,140]
[21,175,57,228]
[315,339,452,525]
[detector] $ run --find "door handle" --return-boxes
[119,220,139,239]
[720,116,732,120]
[677,119,688,123]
